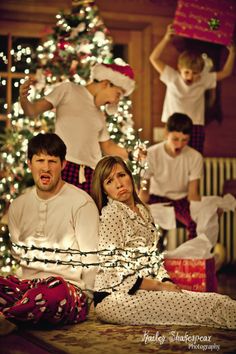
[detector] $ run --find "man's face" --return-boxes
[165,131,190,157]
[95,81,124,107]
[179,67,201,85]
[27,152,66,199]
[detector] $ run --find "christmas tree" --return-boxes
[0,0,146,273]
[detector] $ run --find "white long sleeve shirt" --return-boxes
[8,183,99,293]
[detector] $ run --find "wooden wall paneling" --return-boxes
[96,0,177,18]
[0,0,71,24]
[0,20,54,37]
[101,11,162,143]
[0,0,71,37]
[139,24,152,142]
[110,28,148,139]
[111,26,152,142]
[100,10,165,29]
[128,30,143,134]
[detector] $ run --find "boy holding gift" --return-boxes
[150,24,236,153]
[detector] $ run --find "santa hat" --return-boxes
[91,62,135,96]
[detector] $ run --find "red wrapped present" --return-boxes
[164,257,217,292]
[173,0,236,46]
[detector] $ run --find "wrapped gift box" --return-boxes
[173,0,236,46]
[164,257,217,292]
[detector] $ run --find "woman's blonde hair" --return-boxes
[91,156,144,213]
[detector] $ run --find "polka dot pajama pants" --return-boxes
[95,289,236,329]
[0,275,87,325]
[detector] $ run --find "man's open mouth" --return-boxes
[40,174,51,184]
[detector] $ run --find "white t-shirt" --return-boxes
[8,183,99,292]
[160,65,217,125]
[45,82,110,169]
[144,142,203,200]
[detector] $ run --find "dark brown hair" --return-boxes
[28,133,66,162]
[166,113,193,135]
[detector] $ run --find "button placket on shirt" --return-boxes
[35,202,48,237]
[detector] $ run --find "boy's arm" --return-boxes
[139,178,150,203]
[187,179,201,202]
[100,139,147,161]
[149,24,175,74]
[19,78,53,118]
[100,139,128,159]
[216,45,236,81]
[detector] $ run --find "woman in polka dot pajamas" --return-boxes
[91,156,236,329]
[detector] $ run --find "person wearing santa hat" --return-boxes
[19,61,137,194]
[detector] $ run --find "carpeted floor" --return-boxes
[19,309,236,354]
[1,268,236,354]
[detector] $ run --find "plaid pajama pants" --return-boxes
[61,161,94,195]
[189,125,205,154]
[149,195,197,239]
[0,275,87,325]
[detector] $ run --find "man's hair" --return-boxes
[91,155,145,214]
[27,133,67,162]
[166,113,193,135]
[178,50,204,73]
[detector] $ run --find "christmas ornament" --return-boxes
[58,39,69,50]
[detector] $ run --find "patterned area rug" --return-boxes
[23,309,236,354]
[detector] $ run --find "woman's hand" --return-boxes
[140,278,182,292]
[158,281,182,292]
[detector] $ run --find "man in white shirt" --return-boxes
[1,133,99,326]
[19,62,136,194]
[139,113,203,239]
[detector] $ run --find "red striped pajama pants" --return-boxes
[189,125,205,155]
[62,160,94,195]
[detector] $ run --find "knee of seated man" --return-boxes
[26,276,70,308]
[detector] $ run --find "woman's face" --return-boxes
[103,163,134,205]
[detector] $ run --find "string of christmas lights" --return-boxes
[11,242,163,275]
